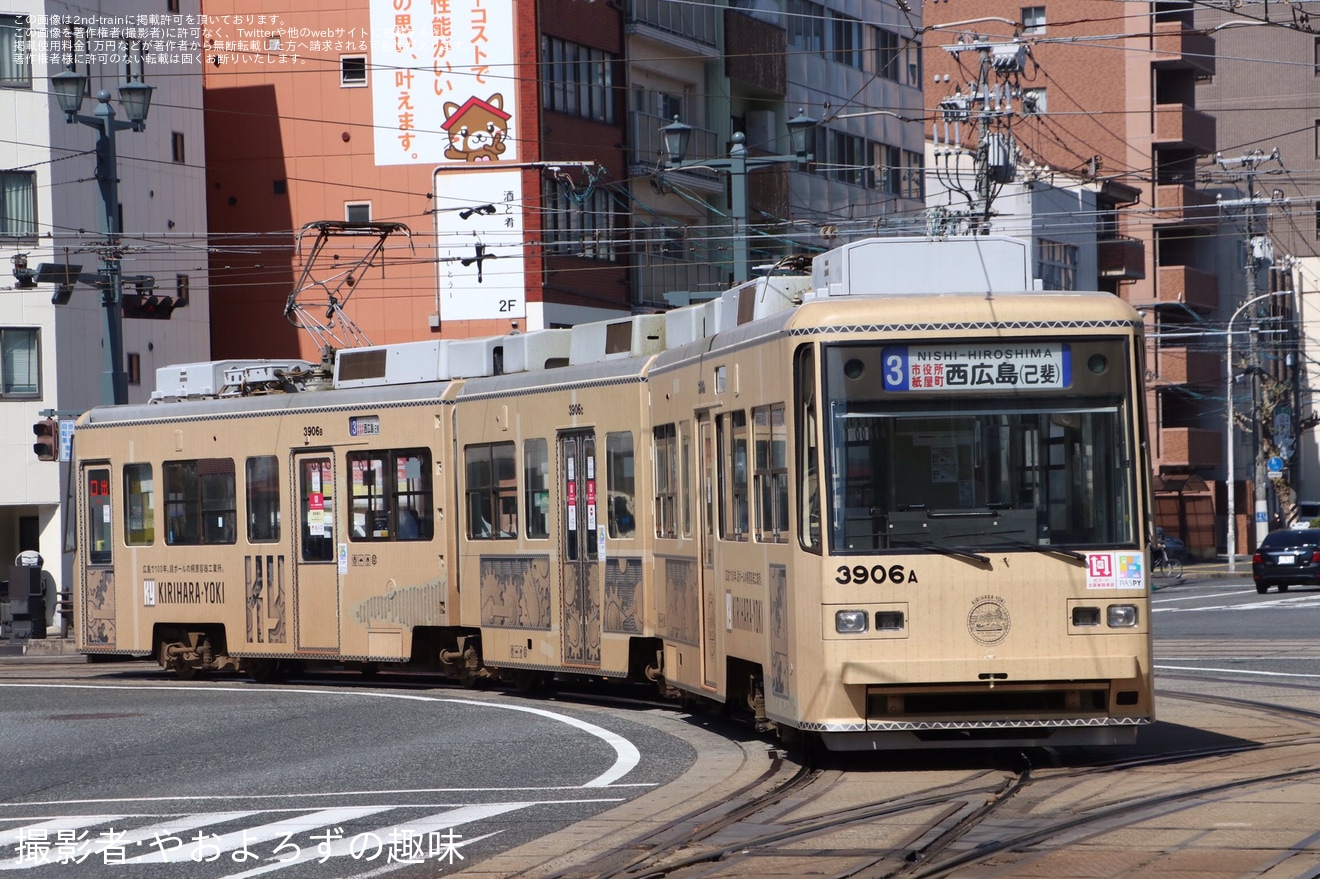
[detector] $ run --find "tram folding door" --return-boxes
[294,453,340,651]
[559,431,601,667]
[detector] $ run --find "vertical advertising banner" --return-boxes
[434,168,526,320]
[371,0,519,166]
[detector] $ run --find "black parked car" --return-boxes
[1252,529,1320,594]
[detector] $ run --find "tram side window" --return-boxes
[164,459,237,546]
[718,410,749,539]
[349,453,390,539]
[246,456,280,543]
[796,346,822,552]
[524,438,550,539]
[654,423,677,538]
[86,468,112,565]
[606,431,635,538]
[393,450,432,540]
[466,442,517,539]
[680,422,692,537]
[754,405,789,543]
[347,448,433,542]
[124,463,154,546]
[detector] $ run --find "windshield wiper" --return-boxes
[991,539,1088,564]
[892,539,991,566]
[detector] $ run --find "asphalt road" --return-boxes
[0,671,701,878]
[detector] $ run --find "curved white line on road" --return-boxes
[0,683,640,788]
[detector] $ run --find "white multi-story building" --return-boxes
[1,0,208,623]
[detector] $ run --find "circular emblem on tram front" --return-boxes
[967,595,1011,645]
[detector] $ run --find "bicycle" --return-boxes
[1150,542,1183,579]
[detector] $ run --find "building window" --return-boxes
[266,34,282,51]
[875,142,902,194]
[905,38,923,86]
[0,15,32,88]
[0,171,37,240]
[829,11,863,69]
[1315,37,1320,75]
[341,55,367,87]
[345,202,371,223]
[903,150,925,200]
[1022,87,1046,115]
[1022,6,1046,35]
[273,179,288,195]
[875,27,901,80]
[1313,201,1320,239]
[1036,239,1078,290]
[539,36,615,123]
[167,0,180,13]
[127,352,141,386]
[541,180,620,261]
[175,274,190,308]
[1,327,38,397]
[816,128,867,186]
[171,132,185,163]
[787,0,825,54]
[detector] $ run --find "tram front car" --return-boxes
[785,286,1153,751]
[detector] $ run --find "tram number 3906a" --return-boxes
[836,564,916,585]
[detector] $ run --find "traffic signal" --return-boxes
[32,418,58,461]
[121,292,176,320]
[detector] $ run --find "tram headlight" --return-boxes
[1107,604,1139,628]
[835,610,869,634]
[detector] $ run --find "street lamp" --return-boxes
[49,65,155,405]
[659,110,816,284]
[1226,289,1291,574]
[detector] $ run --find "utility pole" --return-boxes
[1217,149,1283,546]
[932,39,1029,234]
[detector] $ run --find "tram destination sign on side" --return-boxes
[882,343,1071,392]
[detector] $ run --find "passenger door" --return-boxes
[293,453,340,651]
[559,431,600,667]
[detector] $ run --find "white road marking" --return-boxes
[219,803,523,878]
[1153,595,1320,612]
[0,811,257,871]
[0,683,643,789]
[1152,589,1259,603]
[117,806,395,864]
[1155,664,1320,679]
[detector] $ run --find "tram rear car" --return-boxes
[74,371,462,679]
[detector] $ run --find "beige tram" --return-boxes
[74,236,1155,750]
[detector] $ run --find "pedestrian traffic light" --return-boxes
[32,418,58,461]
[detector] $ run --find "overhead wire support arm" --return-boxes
[284,220,414,351]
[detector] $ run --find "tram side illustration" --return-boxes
[74,236,1156,750]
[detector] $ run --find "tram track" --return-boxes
[550,686,1320,878]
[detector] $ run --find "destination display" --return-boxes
[881,343,1071,391]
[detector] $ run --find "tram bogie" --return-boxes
[74,235,1156,751]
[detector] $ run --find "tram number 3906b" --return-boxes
[836,564,916,585]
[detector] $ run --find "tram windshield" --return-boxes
[821,340,1138,554]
